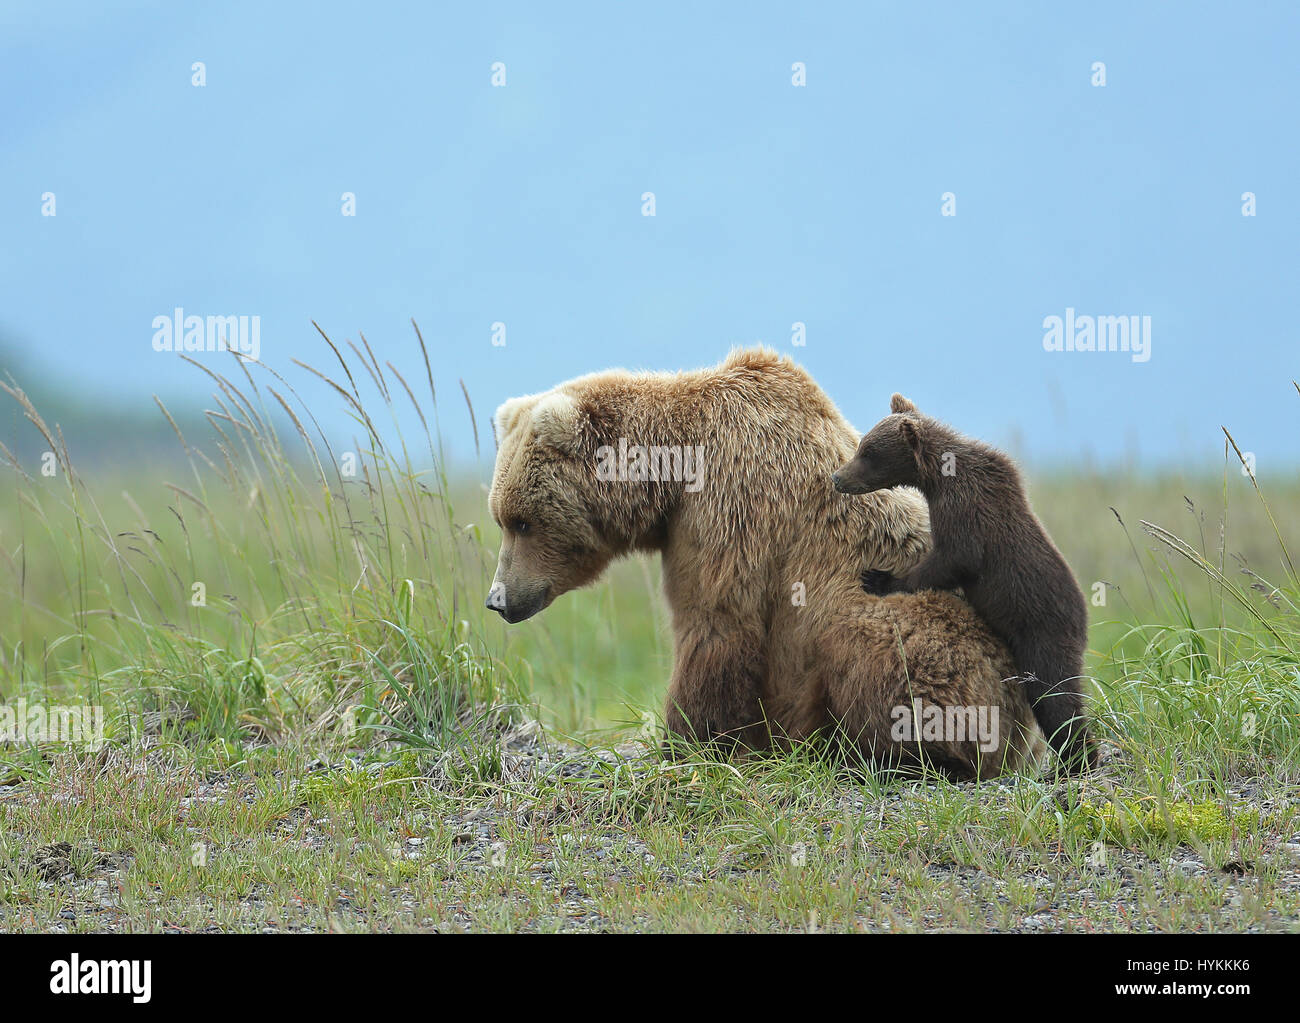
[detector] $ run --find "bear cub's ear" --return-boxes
[889,393,918,415]
[898,417,925,460]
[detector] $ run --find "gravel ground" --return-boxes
[3,725,1298,933]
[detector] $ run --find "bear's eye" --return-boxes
[512,519,531,535]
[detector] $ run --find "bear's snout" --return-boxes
[485,579,550,623]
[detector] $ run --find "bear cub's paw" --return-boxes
[861,569,895,596]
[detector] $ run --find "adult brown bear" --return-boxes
[485,348,1043,778]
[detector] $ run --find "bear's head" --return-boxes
[484,388,619,623]
[831,393,927,495]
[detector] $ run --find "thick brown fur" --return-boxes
[833,393,1097,773]
[486,349,1044,779]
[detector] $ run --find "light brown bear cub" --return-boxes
[832,394,1097,773]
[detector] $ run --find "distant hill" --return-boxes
[0,340,218,473]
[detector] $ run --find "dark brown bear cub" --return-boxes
[832,394,1097,773]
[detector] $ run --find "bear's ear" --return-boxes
[493,394,540,446]
[890,393,918,415]
[529,391,582,454]
[898,417,925,462]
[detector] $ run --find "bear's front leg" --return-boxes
[662,622,767,754]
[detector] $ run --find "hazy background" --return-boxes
[2,0,1297,472]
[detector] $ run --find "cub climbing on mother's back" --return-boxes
[831,394,1097,773]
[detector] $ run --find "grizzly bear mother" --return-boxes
[485,348,1042,778]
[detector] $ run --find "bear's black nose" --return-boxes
[485,583,507,615]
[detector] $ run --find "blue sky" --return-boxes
[2,1,1297,471]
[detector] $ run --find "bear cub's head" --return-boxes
[831,393,928,495]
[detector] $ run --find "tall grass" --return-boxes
[0,322,523,760]
[1085,435,1300,789]
[1,331,1298,793]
